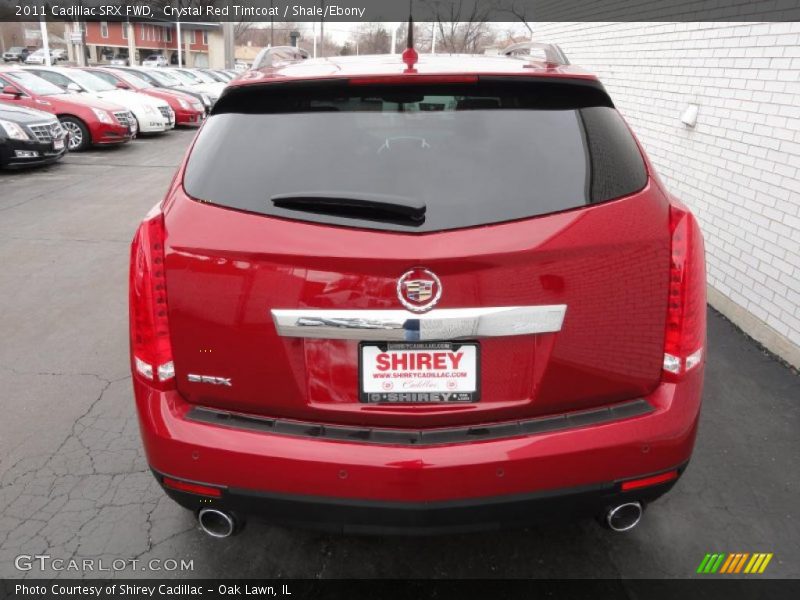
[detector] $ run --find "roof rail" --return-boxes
[251,46,310,71]
[501,42,570,67]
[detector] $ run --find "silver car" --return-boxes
[142,55,168,67]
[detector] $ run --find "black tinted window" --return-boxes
[184,81,647,232]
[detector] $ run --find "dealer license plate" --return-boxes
[360,342,479,403]
[53,138,64,151]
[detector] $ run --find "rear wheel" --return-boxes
[60,116,90,152]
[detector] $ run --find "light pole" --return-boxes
[176,20,182,67]
[223,22,234,69]
[270,1,275,46]
[319,1,325,58]
[312,22,317,58]
[391,23,398,54]
[40,18,51,66]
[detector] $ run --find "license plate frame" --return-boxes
[359,341,480,404]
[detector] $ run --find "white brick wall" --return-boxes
[533,22,800,366]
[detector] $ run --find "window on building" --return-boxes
[156,28,162,41]
[140,24,145,39]
[122,24,128,40]
[202,30,208,45]
[166,28,172,42]
[191,30,197,44]
[100,21,108,39]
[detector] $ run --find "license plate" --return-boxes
[360,342,479,403]
[53,138,64,151]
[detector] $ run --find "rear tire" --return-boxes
[60,116,90,152]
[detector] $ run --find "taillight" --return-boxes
[129,205,175,390]
[663,203,706,381]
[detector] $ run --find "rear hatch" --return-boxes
[164,77,670,428]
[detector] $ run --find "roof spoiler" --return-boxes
[501,42,570,68]
[251,46,310,71]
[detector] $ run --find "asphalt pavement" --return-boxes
[0,130,798,579]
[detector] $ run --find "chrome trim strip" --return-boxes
[271,305,566,341]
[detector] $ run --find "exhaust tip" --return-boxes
[198,508,238,538]
[605,501,643,532]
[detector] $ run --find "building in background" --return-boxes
[66,21,223,67]
[234,42,261,68]
[0,22,67,53]
[536,22,800,367]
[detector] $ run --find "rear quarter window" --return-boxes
[184,79,647,232]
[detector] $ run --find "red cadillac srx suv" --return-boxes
[130,44,706,537]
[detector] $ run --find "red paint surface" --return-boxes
[129,58,706,506]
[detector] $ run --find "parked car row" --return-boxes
[0,65,220,169]
[114,66,226,112]
[2,47,67,64]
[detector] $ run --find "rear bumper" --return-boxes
[134,367,703,530]
[155,467,684,534]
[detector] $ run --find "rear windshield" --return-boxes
[184,80,647,232]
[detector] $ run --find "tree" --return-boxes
[396,21,431,53]
[353,23,392,55]
[233,21,254,45]
[502,0,534,35]
[423,0,497,54]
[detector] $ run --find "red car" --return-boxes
[81,67,205,127]
[0,67,134,151]
[130,44,706,537]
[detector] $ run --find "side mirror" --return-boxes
[115,82,130,90]
[66,82,81,92]
[2,85,23,97]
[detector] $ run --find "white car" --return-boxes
[23,66,175,134]
[142,55,168,68]
[24,50,51,65]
